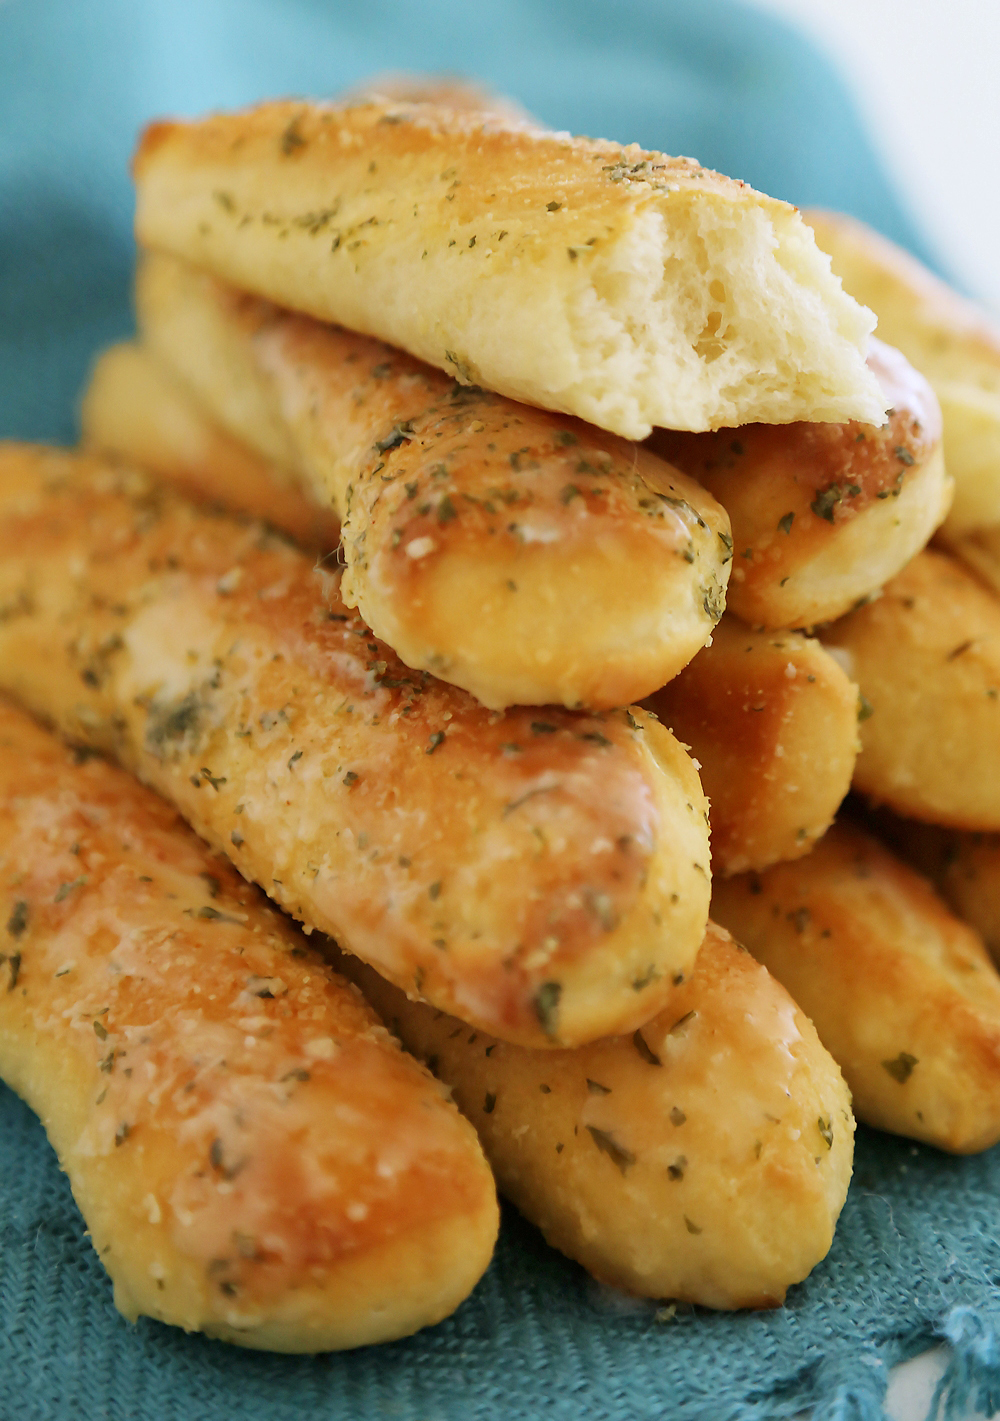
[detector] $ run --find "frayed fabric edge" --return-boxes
[720,1309,1000,1421]
[931,1308,1000,1421]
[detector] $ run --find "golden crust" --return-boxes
[939,523,1000,600]
[650,339,951,628]
[821,549,1000,829]
[807,209,1000,534]
[79,341,339,552]
[0,696,498,1350]
[647,618,859,875]
[860,804,1000,966]
[713,821,1000,1153]
[806,211,1000,392]
[0,443,711,1049]
[133,100,884,438]
[136,251,732,711]
[338,923,853,1309]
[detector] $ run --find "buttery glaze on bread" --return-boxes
[80,341,340,552]
[136,251,733,711]
[651,340,951,628]
[0,444,712,1049]
[713,822,1000,1153]
[132,100,885,440]
[338,923,853,1308]
[807,209,1000,535]
[0,697,498,1350]
[647,618,859,875]
[821,549,1000,829]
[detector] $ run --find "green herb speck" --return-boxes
[54,878,86,903]
[534,981,562,1036]
[882,1052,918,1083]
[632,1030,661,1066]
[586,1126,635,1174]
[6,901,28,938]
[810,484,842,523]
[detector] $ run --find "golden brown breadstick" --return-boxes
[939,523,1000,600]
[651,339,951,628]
[0,696,498,1350]
[713,821,1000,1153]
[0,443,711,1050]
[338,922,853,1309]
[859,804,1000,964]
[807,209,1000,535]
[136,251,732,711]
[820,549,1000,829]
[133,101,885,440]
[646,618,859,874]
[79,341,339,552]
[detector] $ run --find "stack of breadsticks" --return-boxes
[3,85,1000,1356]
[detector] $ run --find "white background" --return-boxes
[751,0,1000,311]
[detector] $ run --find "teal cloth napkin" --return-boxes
[2,3,995,1419]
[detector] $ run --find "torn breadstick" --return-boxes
[79,341,339,552]
[136,251,732,712]
[713,821,1000,1153]
[132,100,885,440]
[337,922,853,1309]
[820,549,1000,829]
[651,339,951,628]
[859,804,1000,965]
[646,618,859,875]
[0,443,711,1050]
[0,696,498,1351]
[807,209,1000,535]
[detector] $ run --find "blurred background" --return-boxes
[1,0,997,442]
[754,0,1000,313]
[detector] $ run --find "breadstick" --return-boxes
[713,821,1000,1153]
[80,341,339,552]
[651,339,951,628]
[821,549,1000,829]
[938,523,1000,601]
[0,696,498,1350]
[132,100,885,439]
[0,443,711,1049]
[859,804,1000,965]
[807,209,1000,535]
[646,618,859,875]
[337,922,853,1309]
[136,251,732,712]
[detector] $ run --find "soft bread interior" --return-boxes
[133,102,886,438]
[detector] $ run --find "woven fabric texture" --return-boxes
[2,2,998,1419]
[4,1087,1000,1421]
